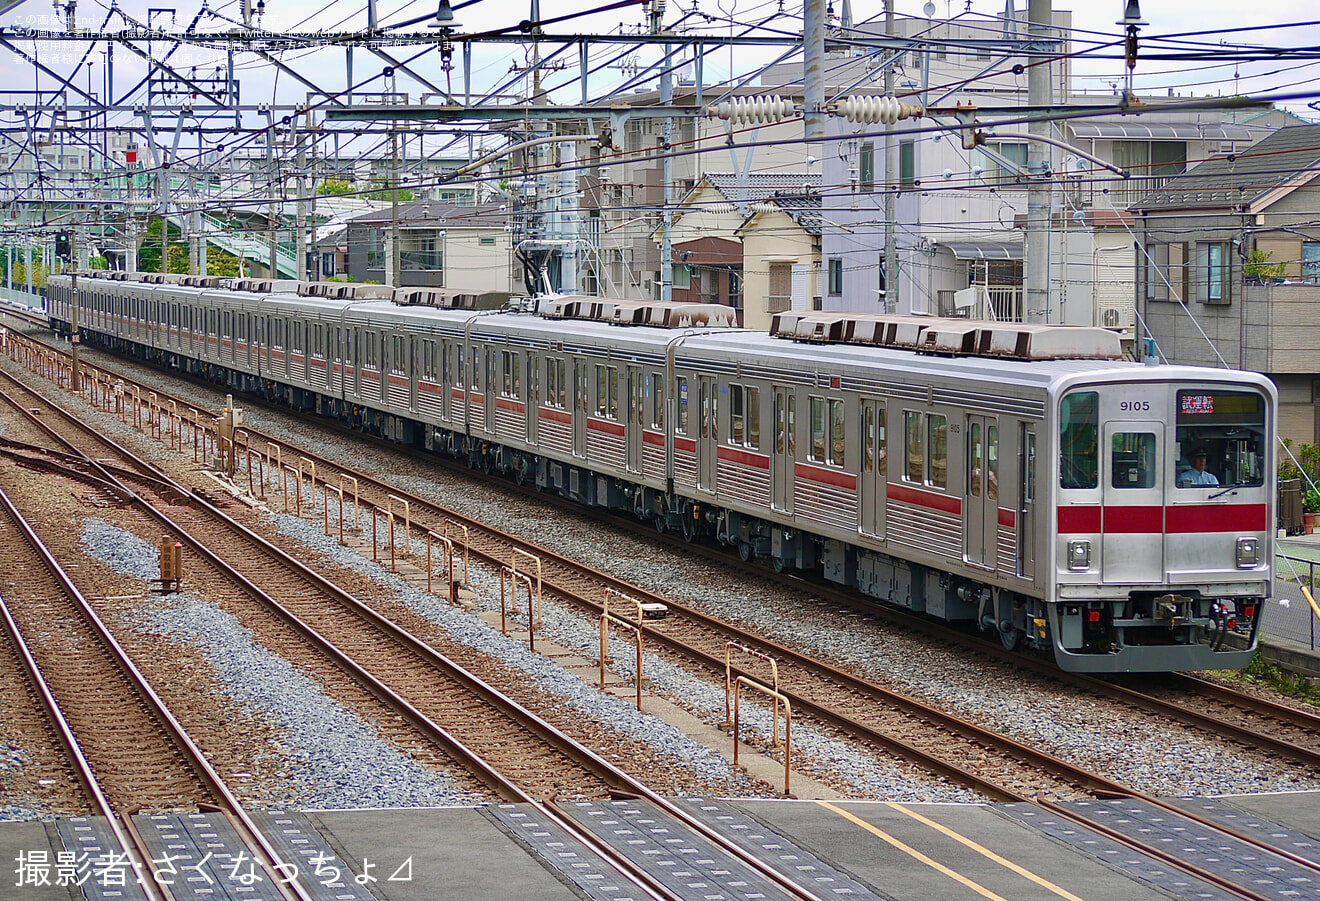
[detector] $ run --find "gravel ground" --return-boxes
[0,746,41,822]
[79,518,483,810]
[32,345,1320,799]
[270,508,969,801]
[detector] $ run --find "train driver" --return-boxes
[1178,448,1219,487]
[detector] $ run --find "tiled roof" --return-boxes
[350,201,508,227]
[1131,124,1320,211]
[702,172,822,204]
[763,192,823,236]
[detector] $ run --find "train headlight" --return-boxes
[1235,537,1259,568]
[1067,539,1091,571]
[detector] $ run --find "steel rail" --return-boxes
[0,383,316,901]
[1035,796,1302,901]
[0,356,835,901]
[0,484,307,901]
[0,590,169,901]
[15,325,1320,887]
[0,336,1177,801]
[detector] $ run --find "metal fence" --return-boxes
[1272,553,1320,652]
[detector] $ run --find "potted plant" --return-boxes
[1304,489,1320,533]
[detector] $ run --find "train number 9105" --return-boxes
[1119,400,1151,412]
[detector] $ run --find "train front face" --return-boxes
[1050,372,1275,672]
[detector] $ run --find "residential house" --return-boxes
[807,8,1279,339]
[737,192,822,333]
[661,172,821,322]
[1131,124,1320,443]
[344,201,518,294]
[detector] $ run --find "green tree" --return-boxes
[137,218,186,274]
[205,249,242,278]
[88,255,109,270]
[365,180,414,203]
[11,258,47,288]
[1244,248,1287,283]
[318,178,355,196]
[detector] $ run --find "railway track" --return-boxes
[0,333,1185,802]
[9,326,1320,798]
[8,302,1320,901]
[0,350,851,901]
[0,481,304,901]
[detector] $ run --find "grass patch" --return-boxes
[1232,650,1320,706]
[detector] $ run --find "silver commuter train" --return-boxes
[46,271,1276,673]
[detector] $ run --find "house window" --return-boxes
[1197,241,1231,304]
[976,142,1028,183]
[673,263,691,289]
[859,142,875,191]
[1303,242,1320,285]
[768,263,792,313]
[899,141,915,188]
[828,258,843,295]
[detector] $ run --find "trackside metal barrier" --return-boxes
[425,531,457,604]
[265,442,283,495]
[338,474,360,529]
[728,649,776,749]
[387,495,411,555]
[500,566,537,651]
[510,548,542,630]
[600,589,646,711]
[443,519,470,586]
[732,676,793,796]
[324,485,344,542]
[281,463,302,515]
[298,456,317,506]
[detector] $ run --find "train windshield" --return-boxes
[1059,391,1099,489]
[1173,390,1266,489]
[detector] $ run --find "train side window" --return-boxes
[863,407,874,473]
[830,399,845,467]
[1059,391,1099,489]
[747,388,760,449]
[928,414,947,488]
[905,411,924,482]
[787,394,796,456]
[1111,432,1156,489]
[730,384,745,444]
[651,374,665,429]
[676,376,689,434]
[470,346,481,390]
[810,397,826,462]
[986,425,999,501]
[969,422,982,497]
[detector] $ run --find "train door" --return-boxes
[697,376,718,492]
[484,346,497,431]
[772,388,795,513]
[572,360,587,458]
[859,399,886,537]
[626,365,643,473]
[525,350,538,444]
[965,415,999,567]
[1018,425,1036,579]
[1101,422,1163,584]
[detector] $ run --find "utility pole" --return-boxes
[1024,0,1053,323]
[803,0,825,139]
[883,0,897,313]
[656,0,673,302]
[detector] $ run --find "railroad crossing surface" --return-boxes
[4,791,1317,901]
